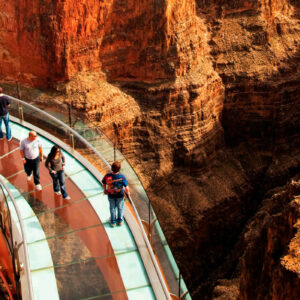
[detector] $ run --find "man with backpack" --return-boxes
[102,161,130,227]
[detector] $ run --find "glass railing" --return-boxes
[0,176,33,300]
[7,94,191,300]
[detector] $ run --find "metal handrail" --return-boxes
[126,194,171,300]
[6,94,172,300]
[0,177,34,300]
[6,95,111,170]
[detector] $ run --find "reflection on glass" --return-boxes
[0,185,13,251]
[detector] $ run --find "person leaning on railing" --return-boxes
[0,87,12,141]
[102,161,130,227]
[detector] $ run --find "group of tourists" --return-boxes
[0,87,129,227]
[0,87,70,199]
[20,131,71,199]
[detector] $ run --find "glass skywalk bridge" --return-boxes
[0,95,191,300]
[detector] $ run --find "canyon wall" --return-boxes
[197,0,300,150]
[0,0,300,299]
[239,177,300,300]
[0,0,110,85]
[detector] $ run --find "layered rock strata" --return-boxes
[198,0,300,150]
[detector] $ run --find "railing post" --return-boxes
[179,272,182,298]
[14,241,23,299]
[18,103,24,122]
[114,144,116,162]
[149,218,157,248]
[148,199,151,227]
[16,82,24,122]
[0,203,4,229]
[14,242,23,275]
[68,102,72,128]
[70,132,75,150]
[177,274,188,299]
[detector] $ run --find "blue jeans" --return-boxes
[0,113,11,140]
[50,170,68,198]
[108,196,124,224]
[24,157,40,185]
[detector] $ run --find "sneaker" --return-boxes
[55,191,61,195]
[110,222,116,228]
[117,220,124,226]
[35,184,42,191]
[63,196,71,200]
[27,174,32,181]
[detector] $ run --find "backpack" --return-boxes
[105,175,125,196]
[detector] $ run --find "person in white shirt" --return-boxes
[20,131,43,190]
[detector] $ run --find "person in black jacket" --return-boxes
[0,87,12,141]
[45,145,71,200]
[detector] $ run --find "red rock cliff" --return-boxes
[0,0,225,171]
[0,0,109,84]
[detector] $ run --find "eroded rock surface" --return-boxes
[239,177,300,299]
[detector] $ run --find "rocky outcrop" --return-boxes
[198,0,300,151]
[209,176,300,300]
[239,177,300,299]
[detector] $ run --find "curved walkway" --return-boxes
[1,121,155,300]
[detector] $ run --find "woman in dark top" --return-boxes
[45,145,70,200]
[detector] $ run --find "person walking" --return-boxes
[20,131,43,190]
[45,145,70,200]
[0,87,12,141]
[102,161,130,227]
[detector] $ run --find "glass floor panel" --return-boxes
[103,222,137,254]
[63,151,86,174]
[53,257,128,300]
[9,122,30,141]
[46,226,114,265]
[116,251,150,290]
[27,240,54,271]
[31,268,59,300]
[23,198,104,235]
[68,170,103,197]
[127,286,155,300]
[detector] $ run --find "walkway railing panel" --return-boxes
[0,177,34,300]
[9,99,111,175]
[7,95,191,300]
